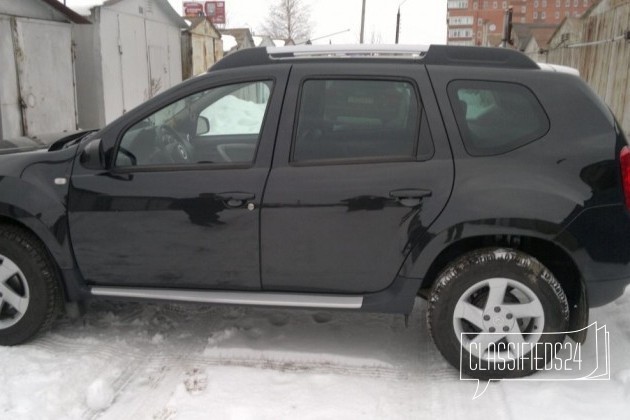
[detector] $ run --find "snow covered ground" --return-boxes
[1,289,629,419]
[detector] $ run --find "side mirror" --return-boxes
[196,116,210,135]
[80,138,104,170]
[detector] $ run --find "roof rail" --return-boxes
[537,62,580,76]
[266,44,430,59]
[210,45,540,72]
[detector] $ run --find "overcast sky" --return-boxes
[167,0,447,45]
[64,0,447,45]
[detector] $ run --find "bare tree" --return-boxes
[369,27,382,44]
[261,0,312,42]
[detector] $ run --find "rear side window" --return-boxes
[292,79,424,162]
[448,80,549,156]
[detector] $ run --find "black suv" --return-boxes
[0,45,628,379]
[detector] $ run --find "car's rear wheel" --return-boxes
[428,248,569,379]
[0,225,62,345]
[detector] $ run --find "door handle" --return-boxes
[389,189,432,207]
[216,192,256,208]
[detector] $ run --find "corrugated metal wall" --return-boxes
[0,15,77,138]
[546,1,630,134]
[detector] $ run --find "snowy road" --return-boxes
[1,290,629,419]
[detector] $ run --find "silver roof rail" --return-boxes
[266,44,430,59]
[537,62,580,76]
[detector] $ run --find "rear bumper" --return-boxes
[586,277,630,307]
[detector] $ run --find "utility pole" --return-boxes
[395,8,400,44]
[360,0,366,44]
[501,7,513,48]
[395,1,407,45]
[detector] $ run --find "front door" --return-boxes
[69,76,285,290]
[261,64,454,294]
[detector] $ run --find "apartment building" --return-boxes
[447,0,595,46]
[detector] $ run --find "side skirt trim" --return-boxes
[90,287,363,309]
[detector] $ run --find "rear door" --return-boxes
[260,63,454,293]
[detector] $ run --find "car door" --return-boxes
[68,69,289,290]
[260,63,454,294]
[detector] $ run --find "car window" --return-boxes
[292,79,422,163]
[116,81,272,167]
[448,80,550,156]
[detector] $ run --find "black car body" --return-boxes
[0,45,628,378]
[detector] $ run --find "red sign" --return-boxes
[205,1,225,24]
[183,2,204,17]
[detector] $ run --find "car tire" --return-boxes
[0,225,62,345]
[428,248,569,379]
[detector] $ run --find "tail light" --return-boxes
[620,146,630,209]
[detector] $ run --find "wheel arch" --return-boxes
[0,215,75,303]
[418,234,588,342]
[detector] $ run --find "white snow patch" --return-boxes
[206,327,238,347]
[201,95,267,135]
[86,378,114,411]
[1,291,629,418]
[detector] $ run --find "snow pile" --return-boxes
[201,95,267,135]
[86,378,114,411]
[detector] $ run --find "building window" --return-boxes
[555,11,560,18]
[556,0,561,7]
[451,16,474,25]
[541,11,546,19]
[521,6,526,12]
[521,17,526,22]
[448,40,475,46]
[449,28,474,38]
[534,0,539,7]
[583,0,589,5]
[473,1,478,9]
[574,0,578,6]
[542,0,547,7]
[484,1,489,9]
[565,0,570,6]
[448,0,469,8]
[565,11,570,16]
[533,11,538,18]
[493,1,498,9]
[503,1,507,8]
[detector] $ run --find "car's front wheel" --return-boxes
[428,248,569,379]
[0,225,62,345]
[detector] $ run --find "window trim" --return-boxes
[111,78,276,172]
[288,76,430,167]
[447,79,551,157]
